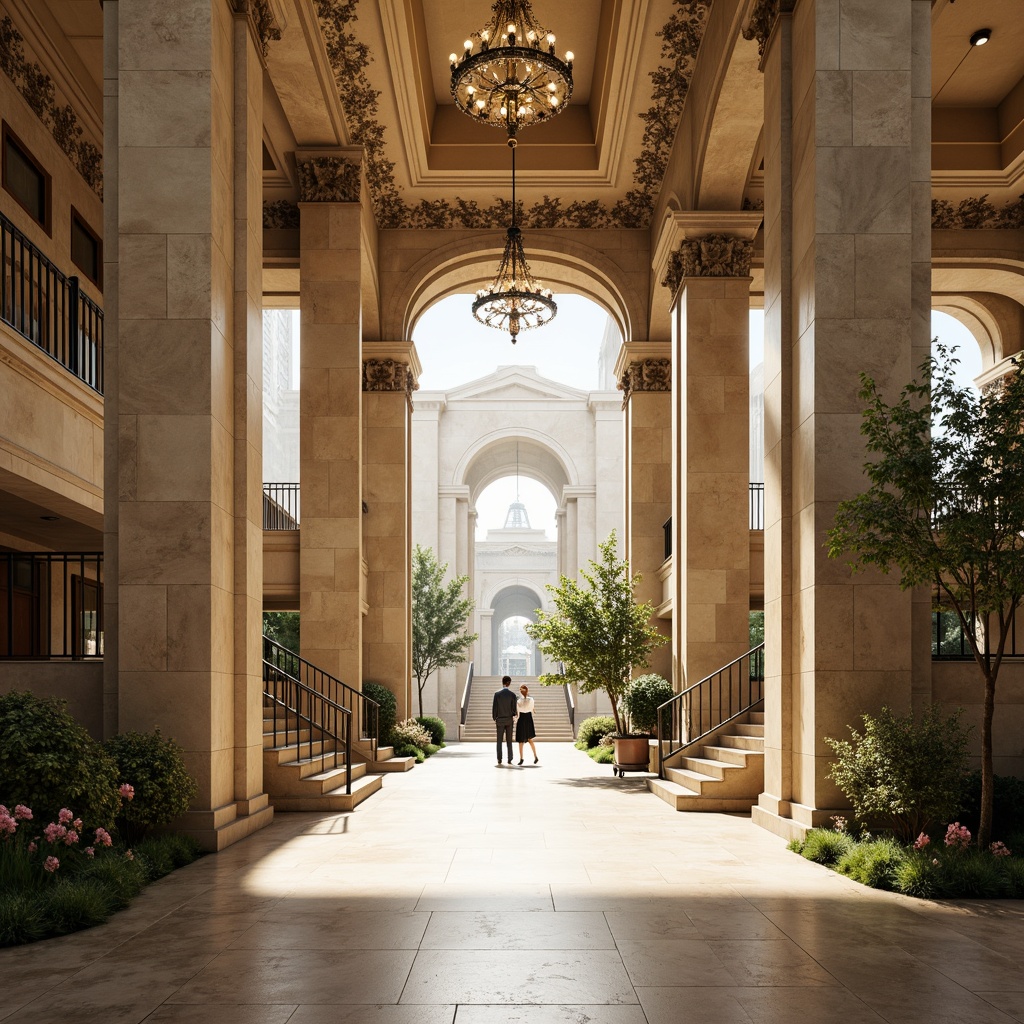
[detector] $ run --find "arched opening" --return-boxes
[490,586,544,676]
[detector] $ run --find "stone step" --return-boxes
[269,773,383,812]
[719,733,764,751]
[702,743,764,767]
[748,712,765,725]
[733,723,765,737]
[647,776,760,813]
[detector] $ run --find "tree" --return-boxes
[263,611,300,653]
[412,545,477,718]
[827,346,1024,847]
[525,531,669,735]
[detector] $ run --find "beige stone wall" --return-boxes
[0,662,104,738]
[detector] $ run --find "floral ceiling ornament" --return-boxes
[932,195,1024,230]
[662,235,753,293]
[363,358,419,398]
[296,156,362,203]
[0,16,102,197]
[619,358,671,403]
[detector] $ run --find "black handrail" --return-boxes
[749,482,764,530]
[460,661,474,726]
[563,681,575,735]
[1,212,103,393]
[262,636,378,762]
[263,482,300,529]
[263,661,352,794]
[657,643,765,778]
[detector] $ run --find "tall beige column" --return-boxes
[361,345,420,723]
[616,343,672,680]
[298,150,365,688]
[107,0,272,848]
[666,228,756,690]
[749,0,930,836]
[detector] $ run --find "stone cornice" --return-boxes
[662,236,755,294]
[296,154,362,203]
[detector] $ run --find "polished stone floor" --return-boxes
[3,743,1023,1024]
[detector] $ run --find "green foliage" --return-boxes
[836,837,905,890]
[939,850,1008,899]
[798,828,855,867]
[393,742,425,763]
[79,855,147,908]
[893,853,941,899]
[826,705,970,843]
[827,346,1024,847]
[105,730,198,844]
[392,718,432,750]
[34,879,115,935]
[0,691,119,830]
[412,545,478,717]
[262,611,299,654]
[526,532,669,735]
[749,610,764,648]
[586,745,615,764]
[362,682,397,745]
[1003,857,1024,898]
[415,715,446,745]
[575,716,617,750]
[0,891,43,946]
[621,674,674,736]
[960,772,1024,840]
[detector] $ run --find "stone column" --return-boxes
[479,609,494,678]
[437,485,470,726]
[108,0,273,848]
[667,231,755,690]
[616,343,672,680]
[362,345,420,723]
[298,150,365,689]
[747,0,930,836]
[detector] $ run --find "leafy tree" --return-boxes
[412,545,477,718]
[263,611,299,654]
[525,531,669,735]
[828,346,1024,847]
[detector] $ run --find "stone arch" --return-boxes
[454,428,578,503]
[381,232,643,344]
[932,291,1024,368]
[487,581,546,676]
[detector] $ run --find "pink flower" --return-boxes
[44,822,66,843]
[119,783,135,801]
[990,841,1012,858]
[28,841,37,853]
[73,818,82,830]
[124,850,134,861]
[913,833,931,850]
[0,813,16,837]
[43,856,59,873]
[932,858,940,866]
[63,830,79,846]
[944,822,972,850]
[14,805,32,821]
[84,846,95,857]
[58,808,73,824]
[94,827,112,848]
[831,816,848,834]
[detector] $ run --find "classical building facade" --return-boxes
[1,0,1022,847]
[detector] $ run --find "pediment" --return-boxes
[445,366,588,403]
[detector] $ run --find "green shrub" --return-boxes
[787,838,803,853]
[938,851,1008,899]
[423,743,441,757]
[394,743,425,763]
[799,828,855,866]
[836,837,905,890]
[392,718,432,750]
[415,716,446,744]
[105,730,198,845]
[960,772,1024,840]
[1002,856,1024,898]
[35,878,115,935]
[576,716,617,750]
[362,683,397,744]
[826,705,970,842]
[0,891,44,946]
[586,746,615,764]
[621,674,674,736]
[0,691,119,830]
[894,853,941,898]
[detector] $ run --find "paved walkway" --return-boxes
[2,743,1023,1024]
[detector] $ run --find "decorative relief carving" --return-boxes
[619,359,671,402]
[262,200,300,229]
[742,196,765,212]
[296,156,361,203]
[363,358,418,398]
[662,235,753,293]
[741,0,780,58]
[0,16,102,197]
[932,195,1024,230]
[313,0,712,229]
[233,0,281,58]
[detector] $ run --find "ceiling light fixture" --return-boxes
[450,0,574,137]
[473,139,556,343]
[970,28,991,46]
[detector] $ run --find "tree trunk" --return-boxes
[417,679,424,719]
[979,671,996,848]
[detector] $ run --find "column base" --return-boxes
[177,795,274,852]
[752,794,848,842]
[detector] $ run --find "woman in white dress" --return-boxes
[515,684,539,765]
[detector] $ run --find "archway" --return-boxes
[490,584,545,676]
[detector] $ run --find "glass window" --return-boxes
[71,209,101,286]
[2,124,49,230]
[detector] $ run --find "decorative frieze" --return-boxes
[297,156,361,203]
[932,195,1024,230]
[363,358,418,398]
[263,200,300,229]
[233,0,281,58]
[619,358,671,402]
[662,235,754,293]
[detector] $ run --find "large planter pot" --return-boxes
[612,736,651,776]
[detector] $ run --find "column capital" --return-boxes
[362,342,423,402]
[662,235,754,295]
[231,0,281,60]
[652,211,762,298]
[295,149,364,203]
[741,0,795,64]
[613,341,672,403]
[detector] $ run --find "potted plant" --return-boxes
[526,532,669,770]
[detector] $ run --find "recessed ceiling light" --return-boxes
[40,515,60,521]
[970,28,992,46]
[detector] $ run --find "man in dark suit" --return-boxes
[492,675,518,766]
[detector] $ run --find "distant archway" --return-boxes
[490,585,544,675]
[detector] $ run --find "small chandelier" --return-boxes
[473,139,556,343]
[450,0,574,137]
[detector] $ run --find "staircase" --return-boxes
[648,710,764,811]
[460,675,576,742]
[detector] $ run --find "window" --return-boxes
[2,123,50,232]
[71,208,102,287]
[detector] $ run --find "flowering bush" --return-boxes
[913,833,930,850]
[392,718,433,750]
[944,822,972,850]
[990,841,1012,858]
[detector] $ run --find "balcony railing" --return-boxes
[263,482,300,529]
[1,212,103,393]
[0,552,103,659]
[932,609,1021,660]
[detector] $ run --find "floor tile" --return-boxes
[420,911,613,949]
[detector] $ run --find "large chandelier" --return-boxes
[450,0,574,137]
[473,139,556,343]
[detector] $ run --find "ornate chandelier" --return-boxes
[449,0,574,137]
[472,139,556,343]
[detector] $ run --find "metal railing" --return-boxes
[262,635,378,762]
[460,661,474,726]
[749,482,764,530]
[657,642,765,778]
[263,660,352,794]
[1,552,103,659]
[263,483,300,529]
[932,609,1021,660]
[1,212,103,393]
[563,681,575,735]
